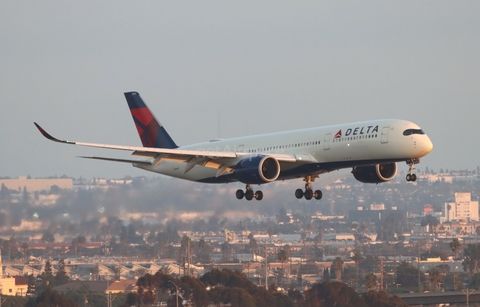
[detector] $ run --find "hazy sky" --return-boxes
[1,2,479,179]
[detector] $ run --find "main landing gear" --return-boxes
[236,184,263,201]
[406,159,418,182]
[295,176,322,200]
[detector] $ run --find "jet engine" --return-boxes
[352,163,398,184]
[233,155,281,184]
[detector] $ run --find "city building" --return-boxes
[443,192,479,222]
[0,176,73,192]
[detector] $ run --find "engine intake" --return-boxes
[233,155,281,184]
[352,163,398,184]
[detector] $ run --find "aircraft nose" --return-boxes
[421,136,433,156]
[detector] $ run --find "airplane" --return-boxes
[34,91,433,201]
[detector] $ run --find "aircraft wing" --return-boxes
[34,123,297,176]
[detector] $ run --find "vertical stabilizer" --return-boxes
[124,92,178,149]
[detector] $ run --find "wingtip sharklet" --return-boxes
[33,122,75,144]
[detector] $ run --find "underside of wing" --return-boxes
[34,122,297,177]
[79,156,152,165]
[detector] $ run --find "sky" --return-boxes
[1,2,479,179]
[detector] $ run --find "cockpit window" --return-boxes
[403,129,425,136]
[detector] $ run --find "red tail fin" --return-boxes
[124,92,178,149]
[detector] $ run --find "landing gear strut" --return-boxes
[406,159,418,182]
[236,184,263,201]
[295,176,322,200]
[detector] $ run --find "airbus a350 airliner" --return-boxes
[35,92,433,201]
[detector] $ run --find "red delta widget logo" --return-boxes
[334,125,379,139]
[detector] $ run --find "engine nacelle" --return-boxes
[352,163,398,184]
[233,155,281,184]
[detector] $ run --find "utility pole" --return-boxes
[265,240,268,289]
[462,288,475,307]
[393,252,397,281]
[187,238,190,276]
[106,278,117,307]
[0,294,7,307]
[417,243,422,293]
[379,258,384,291]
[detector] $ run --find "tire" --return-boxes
[406,174,411,181]
[304,188,313,200]
[255,191,263,201]
[245,190,254,201]
[314,190,322,200]
[411,174,417,182]
[295,189,304,199]
[236,189,244,199]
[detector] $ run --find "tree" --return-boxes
[421,215,439,235]
[450,238,462,260]
[247,233,258,256]
[426,267,442,291]
[54,259,69,286]
[26,288,78,307]
[462,243,480,274]
[196,239,211,263]
[395,261,425,290]
[305,281,366,307]
[350,250,364,280]
[451,238,462,290]
[277,248,289,273]
[40,230,54,242]
[220,241,232,262]
[21,242,29,260]
[365,273,377,290]
[181,275,210,307]
[331,257,344,282]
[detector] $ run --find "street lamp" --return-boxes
[168,280,179,307]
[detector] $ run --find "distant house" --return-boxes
[0,276,28,296]
[106,279,137,294]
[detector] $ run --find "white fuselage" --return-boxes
[135,119,433,183]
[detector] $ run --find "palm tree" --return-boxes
[278,249,289,272]
[331,257,344,282]
[350,251,364,280]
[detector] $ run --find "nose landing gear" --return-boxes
[236,184,263,201]
[406,159,419,182]
[295,176,322,200]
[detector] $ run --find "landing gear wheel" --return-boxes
[255,191,263,201]
[295,189,304,199]
[236,184,263,201]
[295,176,323,201]
[245,189,254,201]
[304,188,313,200]
[236,189,245,199]
[406,159,418,182]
